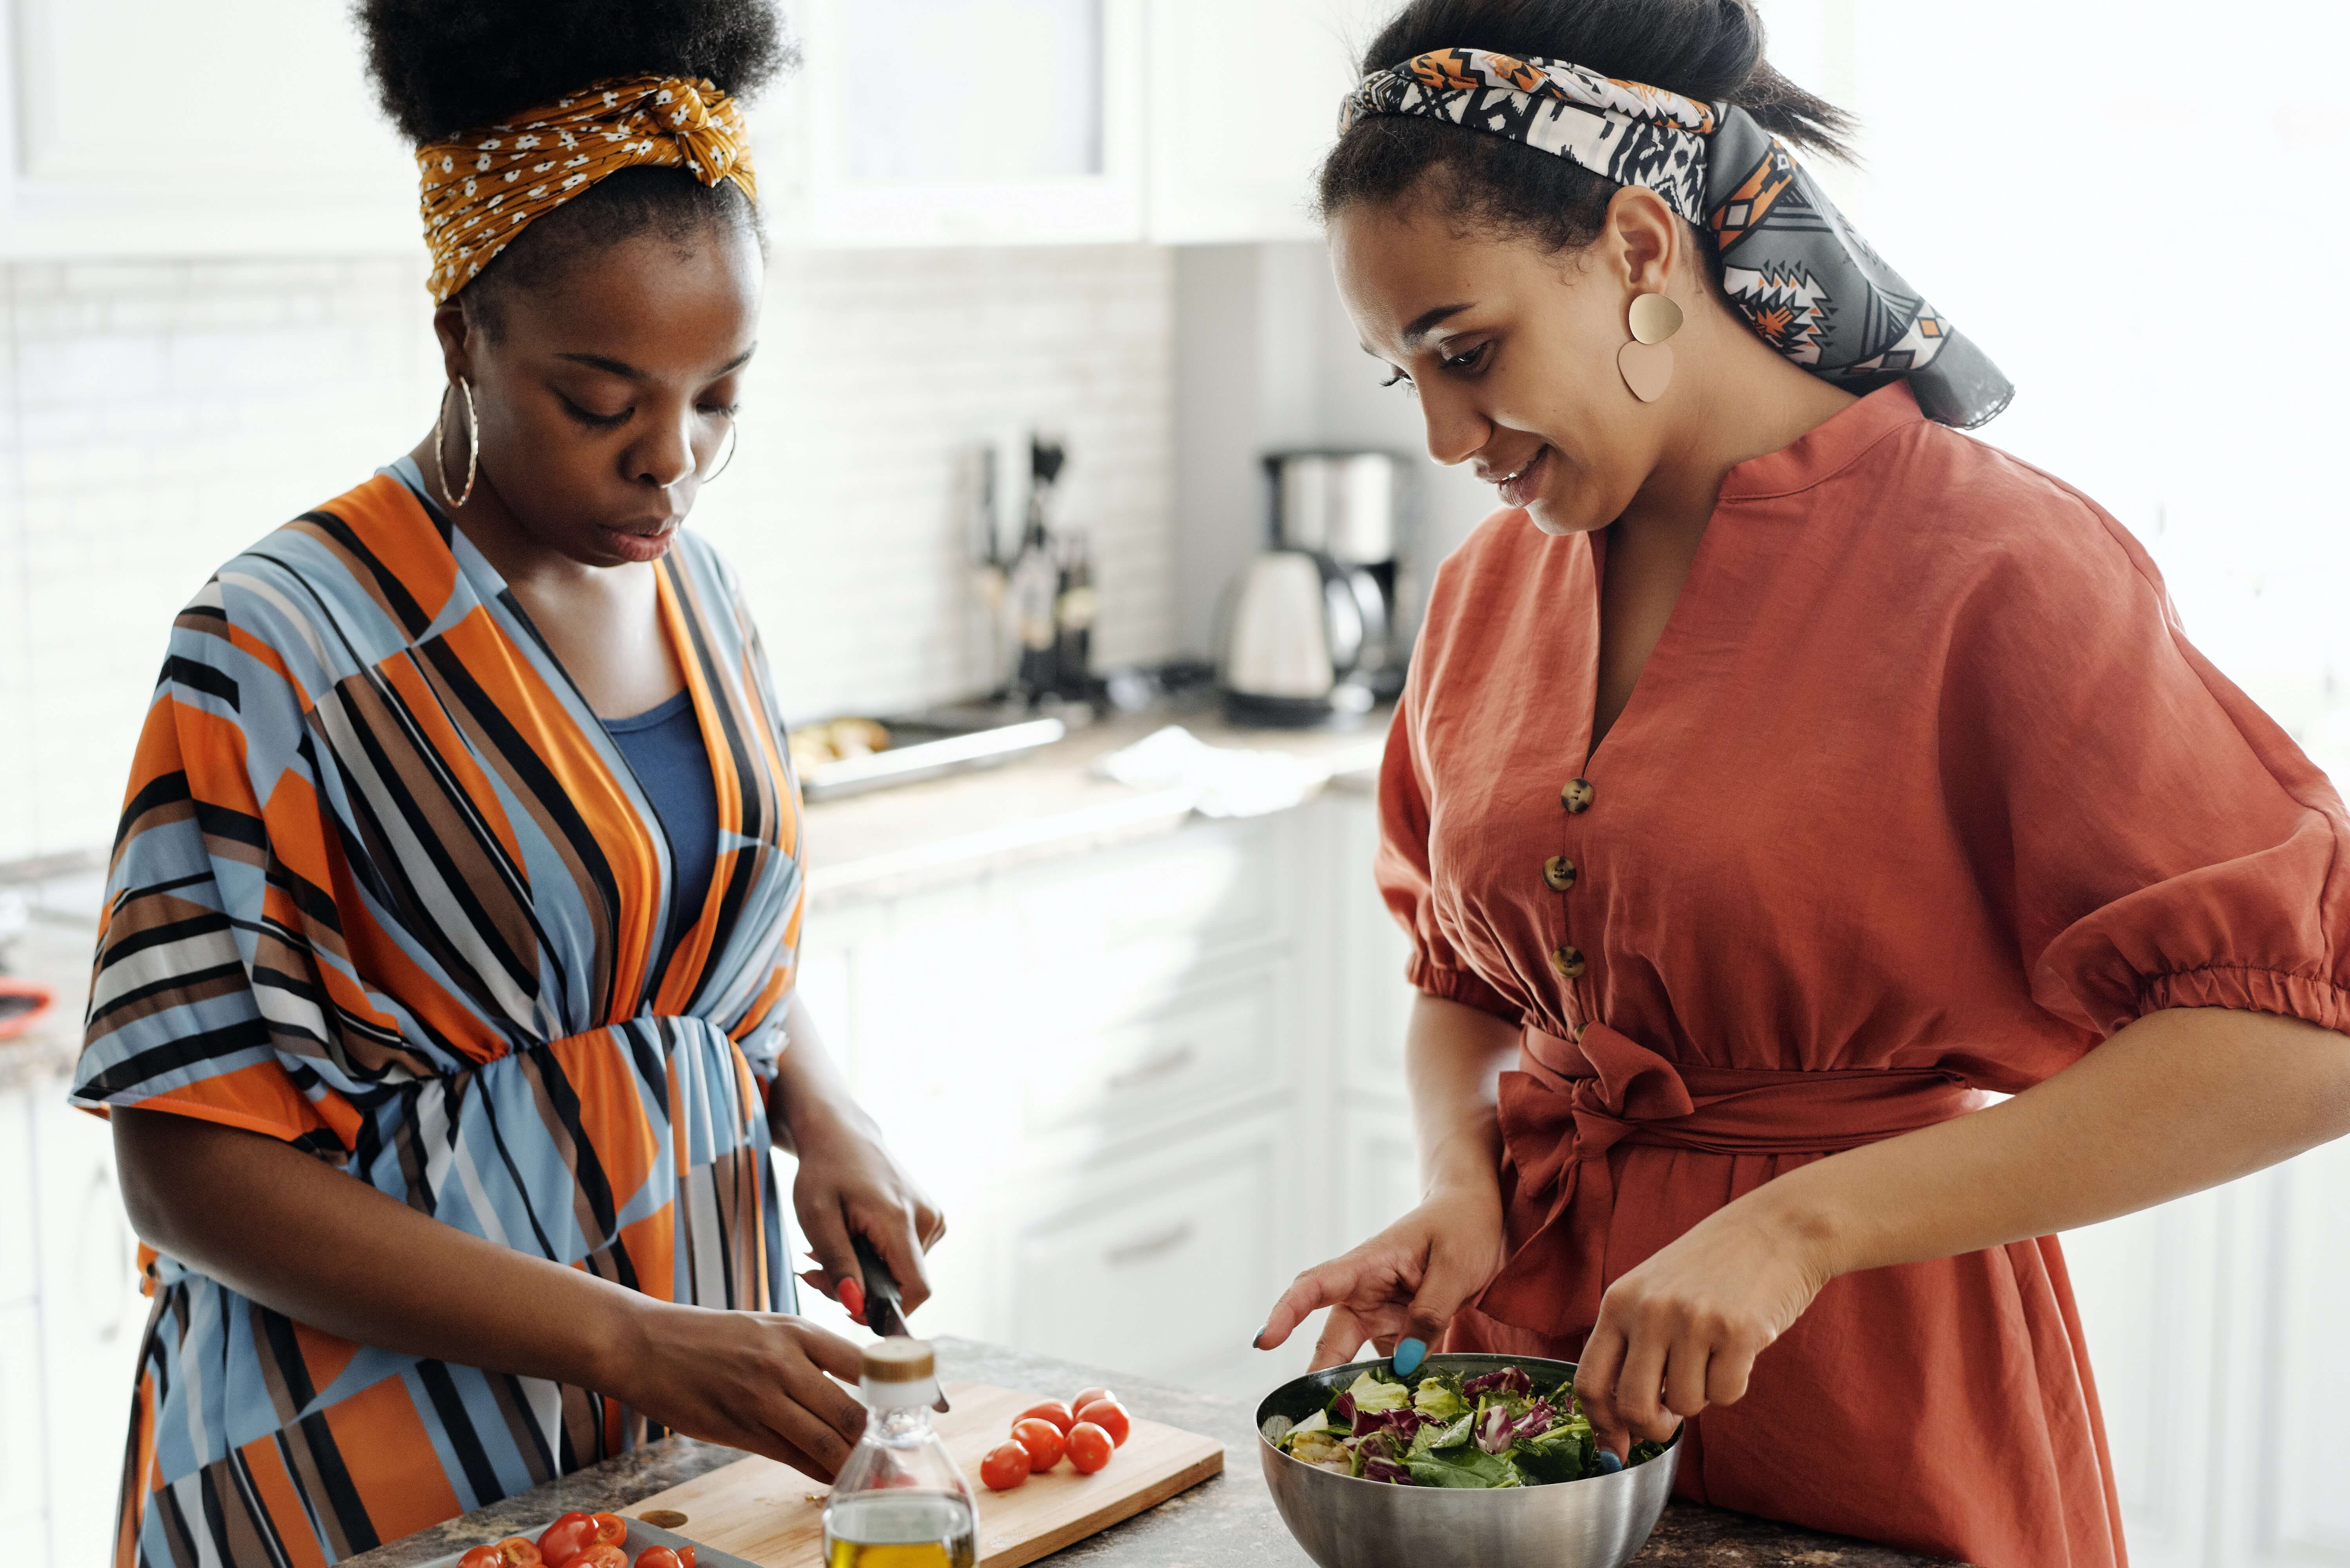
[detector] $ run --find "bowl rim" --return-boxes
[1254,1351,1684,1492]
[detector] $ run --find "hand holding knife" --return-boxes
[851,1231,950,1413]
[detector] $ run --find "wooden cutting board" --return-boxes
[623,1384,1224,1568]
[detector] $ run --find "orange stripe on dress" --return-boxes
[237,1435,330,1568]
[652,565,733,1013]
[320,1371,465,1543]
[437,607,663,1008]
[545,1026,663,1220]
[322,475,463,627]
[376,654,528,868]
[140,1068,345,1146]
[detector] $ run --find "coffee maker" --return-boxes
[1216,450,1413,726]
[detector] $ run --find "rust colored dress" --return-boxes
[1377,384,2350,1566]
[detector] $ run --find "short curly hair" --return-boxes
[357,0,796,321]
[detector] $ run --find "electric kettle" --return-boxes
[1216,550,1368,727]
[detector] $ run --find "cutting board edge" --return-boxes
[979,1442,1225,1568]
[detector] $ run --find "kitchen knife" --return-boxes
[851,1231,949,1413]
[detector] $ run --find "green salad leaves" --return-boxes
[1260,1364,1667,1489]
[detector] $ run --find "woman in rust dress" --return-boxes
[1253,4,2350,1564]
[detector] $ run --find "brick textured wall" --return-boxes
[0,247,1176,861]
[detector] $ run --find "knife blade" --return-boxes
[851,1231,949,1413]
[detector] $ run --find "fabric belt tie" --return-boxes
[1474,1021,1990,1341]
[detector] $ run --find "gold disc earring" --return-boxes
[1619,293,1683,403]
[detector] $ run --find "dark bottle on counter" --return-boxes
[1008,435,1067,705]
[1053,529,1097,700]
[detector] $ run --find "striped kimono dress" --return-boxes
[70,469,808,1567]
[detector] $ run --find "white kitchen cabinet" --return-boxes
[33,1086,146,1568]
[1141,0,1390,244]
[0,1087,36,1305]
[0,0,414,258]
[768,0,1147,248]
[0,1300,49,1564]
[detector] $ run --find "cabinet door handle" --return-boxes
[1107,1044,1197,1093]
[1105,1221,1195,1268]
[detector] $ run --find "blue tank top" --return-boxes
[381,455,719,958]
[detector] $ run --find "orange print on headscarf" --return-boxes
[415,74,758,306]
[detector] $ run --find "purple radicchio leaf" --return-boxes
[1463,1366,1533,1398]
[1356,1405,1424,1443]
[1332,1391,1358,1427]
[1362,1456,1415,1485]
[1513,1401,1556,1442]
[1475,1403,1515,1454]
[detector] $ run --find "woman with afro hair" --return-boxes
[70,2,942,1560]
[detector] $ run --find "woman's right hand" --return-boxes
[605,1300,870,1479]
[1253,1177,1509,1372]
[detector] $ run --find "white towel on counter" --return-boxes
[1094,724,1332,818]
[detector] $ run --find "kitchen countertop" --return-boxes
[800,700,1392,907]
[345,1337,1967,1568]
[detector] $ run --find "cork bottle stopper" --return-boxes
[862,1337,935,1383]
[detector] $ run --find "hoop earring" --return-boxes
[1619,293,1683,403]
[434,376,480,509]
[700,420,739,484]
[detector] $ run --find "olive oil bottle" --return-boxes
[822,1340,978,1568]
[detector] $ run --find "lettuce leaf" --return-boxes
[1405,1444,1525,1489]
[1410,1373,1469,1421]
[1344,1371,1413,1414]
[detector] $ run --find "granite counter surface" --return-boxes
[348,1338,1967,1568]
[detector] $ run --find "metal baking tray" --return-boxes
[413,1516,755,1568]
[795,711,1067,801]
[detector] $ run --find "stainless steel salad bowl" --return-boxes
[1256,1353,1681,1568]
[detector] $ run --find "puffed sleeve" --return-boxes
[70,584,362,1154]
[1940,481,2350,1038]
[1376,641,1524,1024]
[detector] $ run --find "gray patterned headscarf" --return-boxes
[1341,49,2012,428]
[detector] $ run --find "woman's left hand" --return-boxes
[789,1108,947,1320]
[1573,1194,1834,1462]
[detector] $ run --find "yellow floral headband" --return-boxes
[416,74,758,305]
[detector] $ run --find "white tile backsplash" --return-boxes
[0,245,1177,862]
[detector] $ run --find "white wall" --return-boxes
[0,246,1178,863]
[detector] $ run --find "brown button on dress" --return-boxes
[1372,384,2350,1568]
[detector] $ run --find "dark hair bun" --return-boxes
[1358,0,1850,158]
[359,0,795,144]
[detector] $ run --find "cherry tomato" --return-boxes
[1067,1421,1114,1474]
[570,1547,627,1568]
[459,1547,503,1568]
[1074,1398,1131,1448]
[1016,1399,1075,1436]
[496,1539,544,1568]
[1011,1416,1067,1472]
[1071,1387,1114,1412]
[535,1519,597,1568]
[634,1550,680,1568]
[676,1550,694,1568]
[590,1516,627,1549]
[980,1439,1033,1492]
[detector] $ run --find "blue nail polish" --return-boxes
[1392,1337,1427,1377]
[1597,1449,1624,1474]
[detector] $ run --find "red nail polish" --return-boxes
[839,1277,866,1324]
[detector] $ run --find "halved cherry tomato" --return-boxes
[458,1547,503,1568]
[980,1439,1032,1492]
[676,1549,693,1568]
[1016,1399,1075,1436]
[588,1516,627,1549]
[1011,1416,1066,1472]
[536,1517,597,1568]
[1074,1398,1131,1448]
[634,1549,681,1568]
[1071,1387,1114,1412]
[495,1539,544,1568]
[1067,1421,1114,1474]
[569,1546,627,1568]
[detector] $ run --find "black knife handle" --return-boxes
[847,1232,949,1413]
